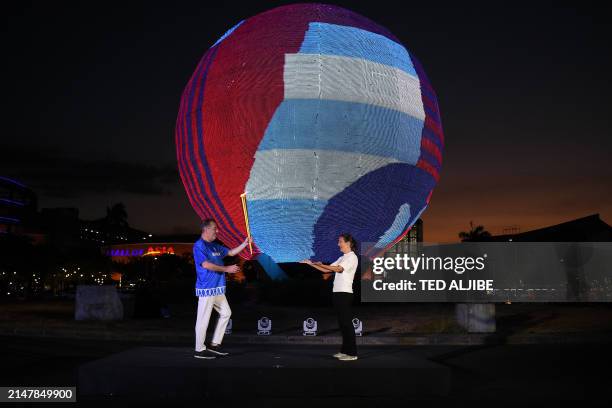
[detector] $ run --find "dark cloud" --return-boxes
[1,145,180,198]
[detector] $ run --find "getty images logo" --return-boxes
[372,254,488,275]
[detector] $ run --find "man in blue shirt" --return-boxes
[194,218,251,359]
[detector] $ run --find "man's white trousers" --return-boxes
[195,294,231,351]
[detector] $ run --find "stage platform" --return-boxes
[78,345,451,400]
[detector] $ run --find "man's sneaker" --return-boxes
[333,353,348,359]
[194,349,216,359]
[338,354,358,361]
[207,344,229,356]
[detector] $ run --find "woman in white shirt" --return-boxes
[301,233,359,361]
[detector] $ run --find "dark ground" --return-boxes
[2,299,612,406]
[1,335,612,407]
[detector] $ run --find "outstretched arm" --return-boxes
[228,236,252,257]
[195,243,239,273]
[300,260,343,273]
[319,264,344,273]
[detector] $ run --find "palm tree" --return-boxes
[459,221,492,242]
[105,203,129,229]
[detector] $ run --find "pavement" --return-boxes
[78,345,451,399]
[2,336,612,407]
[2,299,611,406]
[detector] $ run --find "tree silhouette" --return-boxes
[105,203,129,229]
[459,221,492,242]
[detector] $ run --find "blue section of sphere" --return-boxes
[299,22,417,77]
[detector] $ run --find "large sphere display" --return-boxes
[176,3,444,263]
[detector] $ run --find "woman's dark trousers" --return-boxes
[333,292,357,356]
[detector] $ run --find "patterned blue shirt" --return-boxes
[193,238,229,297]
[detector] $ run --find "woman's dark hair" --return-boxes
[340,233,357,251]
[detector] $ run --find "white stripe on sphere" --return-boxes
[245,149,399,201]
[284,53,425,121]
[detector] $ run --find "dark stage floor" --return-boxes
[1,336,611,407]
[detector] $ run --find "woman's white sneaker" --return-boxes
[333,353,348,358]
[338,355,358,361]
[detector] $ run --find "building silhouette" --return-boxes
[490,214,612,242]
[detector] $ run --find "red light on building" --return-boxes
[144,246,176,257]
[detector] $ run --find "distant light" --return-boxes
[148,234,152,237]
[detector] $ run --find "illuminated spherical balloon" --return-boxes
[176,3,443,263]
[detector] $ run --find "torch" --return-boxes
[240,192,253,255]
